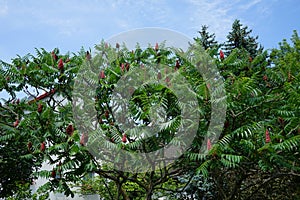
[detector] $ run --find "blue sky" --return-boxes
[0,0,299,63]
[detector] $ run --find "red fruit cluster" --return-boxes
[99,70,106,79]
[40,141,46,152]
[51,169,56,178]
[80,133,89,146]
[219,50,225,60]
[157,72,162,80]
[175,60,180,71]
[86,51,91,60]
[37,103,43,113]
[66,124,74,136]
[120,63,130,72]
[27,141,32,151]
[58,58,64,70]
[13,119,19,127]
[165,77,170,83]
[122,134,127,143]
[265,129,271,143]
[165,77,171,87]
[155,43,159,51]
[105,110,109,119]
[263,75,268,81]
[51,51,58,61]
[126,63,130,71]
[207,83,211,89]
[207,138,212,151]
[120,63,125,72]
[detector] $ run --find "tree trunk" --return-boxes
[117,183,130,200]
[146,189,153,200]
[120,188,130,200]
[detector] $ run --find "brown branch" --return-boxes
[245,172,300,200]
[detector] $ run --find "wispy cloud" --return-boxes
[186,0,276,42]
[187,0,239,41]
[238,0,262,10]
[0,0,8,16]
[0,0,292,63]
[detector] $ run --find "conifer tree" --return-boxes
[224,19,262,57]
[194,25,219,50]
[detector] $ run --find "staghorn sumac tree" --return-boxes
[0,48,84,198]
[0,26,300,200]
[177,29,300,200]
[0,41,219,199]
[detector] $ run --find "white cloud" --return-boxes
[0,0,280,62]
[185,0,276,42]
[0,0,8,16]
[238,0,262,10]
[42,18,82,37]
[187,0,239,41]
[109,0,171,27]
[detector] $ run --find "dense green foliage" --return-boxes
[0,20,299,199]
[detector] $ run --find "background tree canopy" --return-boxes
[0,20,299,200]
